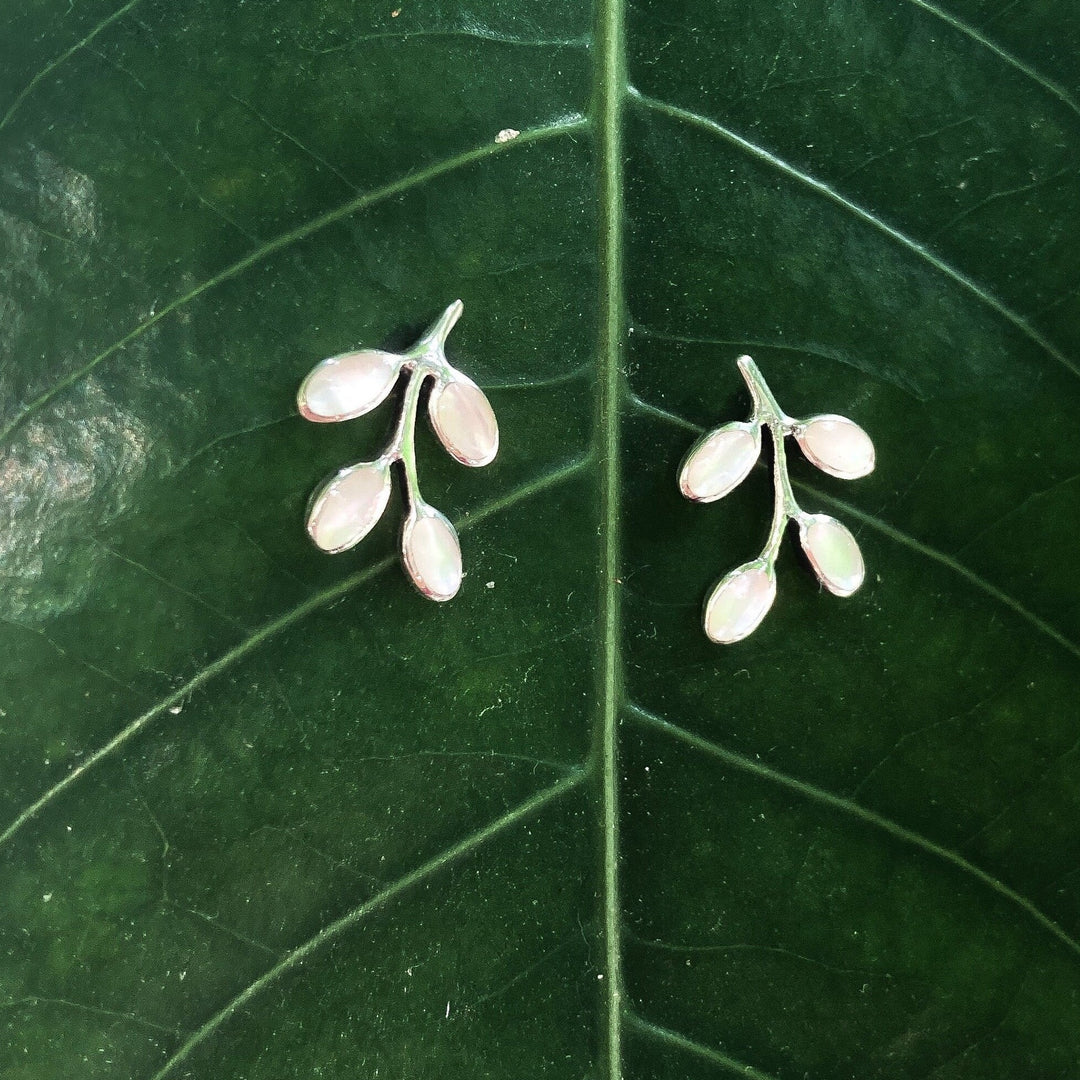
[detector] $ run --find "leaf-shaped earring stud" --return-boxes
[680,355,874,644]
[298,300,498,602]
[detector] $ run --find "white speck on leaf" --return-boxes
[495,128,520,144]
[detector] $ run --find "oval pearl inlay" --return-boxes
[298,351,401,423]
[704,563,776,644]
[796,415,875,479]
[680,423,760,502]
[800,515,865,596]
[403,511,463,602]
[429,377,499,467]
[307,462,391,553]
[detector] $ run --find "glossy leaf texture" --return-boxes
[1,1,1079,1078]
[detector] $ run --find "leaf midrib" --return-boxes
[592,0,627,1074]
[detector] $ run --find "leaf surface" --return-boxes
[1,1,1079,1077]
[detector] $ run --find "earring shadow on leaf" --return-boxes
[298,300,499,602]
[679,355,875,644]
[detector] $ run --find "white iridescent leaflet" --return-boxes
[298,350,402,423]
[795,414,875,480]
[679,421,760,503]
[402,506,464,602]
[428,373,499,467]
[704,561,777,645]
[799,514,865,597]
[307,461,392,555]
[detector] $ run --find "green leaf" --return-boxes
[1,0,1079,1077]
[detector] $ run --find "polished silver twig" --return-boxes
[680,355,875,644]
[298,301,499,602]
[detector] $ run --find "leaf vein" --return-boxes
[301,27,590,55]
[0,995,185,1039]
[0,456,590,851]
[628,702,1080,961]
[627,932,911,982]
[146,772,586,1080]
[624,1011,781,1080]
[628,88,1080,378]
[0,0,144,134]
[902,0,1080,119]
[0,117,588,448]
[228,92,361,193]
[629,322,926,400]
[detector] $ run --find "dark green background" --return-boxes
[1,0,1079,1077]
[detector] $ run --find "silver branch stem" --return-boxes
[737,355,803,566]
[379,300,463,508]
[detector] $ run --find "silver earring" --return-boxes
[679,355,875,644]
[298,300,498,602]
